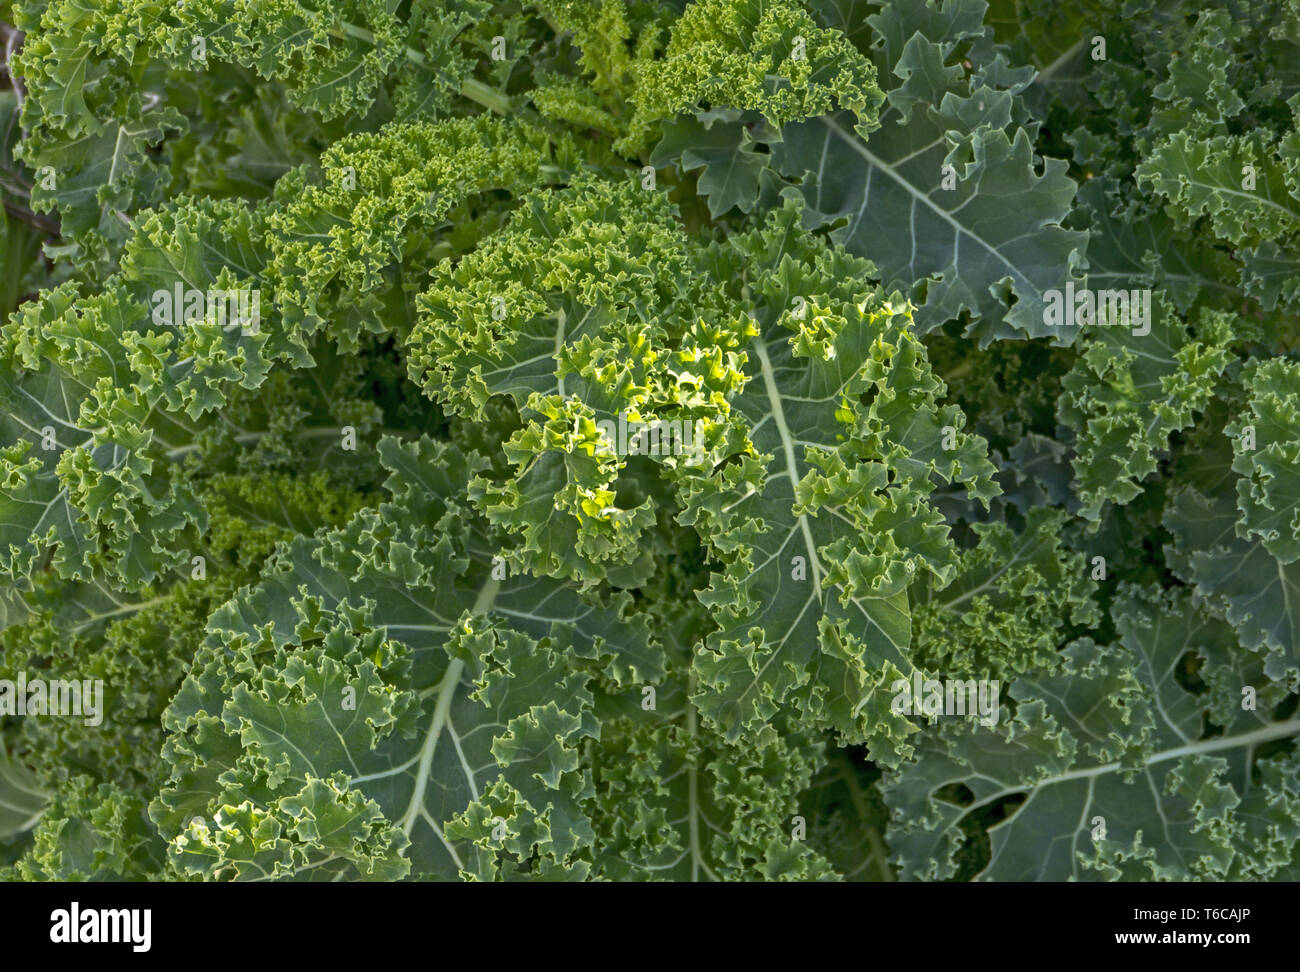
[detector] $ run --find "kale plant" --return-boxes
[0,0,1297,882]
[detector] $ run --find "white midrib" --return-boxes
[1032,37,1086,85]
[165,426,346,460]
[938,530,1040,611]
[685,676,720,883]
[686,695,704,882]
[1176,176,1299,220]
[69,595,169,633]
[966,718,1300,813]
[751,338,823,601]
[399,575,500,837]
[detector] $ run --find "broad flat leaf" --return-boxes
[0,746,45,840]
[775,0,1086,344]
[885,587,1300,881]
[154,436,662,880]
[650,112,773,217]
[685,201,997,762]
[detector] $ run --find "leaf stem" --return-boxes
[685,677,721,882]
[329,22,514,116]
[833,749,894,881]
[967,717,1300,815]
[2,197,57,235]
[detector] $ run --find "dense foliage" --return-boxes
[0,0,1297,881]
